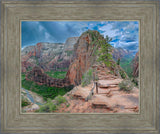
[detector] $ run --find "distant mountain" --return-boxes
[112,47,133,61]
[112,47,135,77]
[21,37,78,73]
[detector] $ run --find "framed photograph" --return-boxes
[1,0,159,133]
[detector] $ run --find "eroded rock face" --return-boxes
[26,66,71,88]
[21,42,64,72]
[21,38,79,73]
[132,52,139,77]
[66,32,97,85]
[64,37,79,51]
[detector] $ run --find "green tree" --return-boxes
[97,35,113,67]
[117,58,120,65]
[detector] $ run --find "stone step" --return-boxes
[98,76,116,80]
[98,79,123,88]
[91,95,113,109]
[72,84,93,100]
[98,84,118,88]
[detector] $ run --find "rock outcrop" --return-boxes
[64,37,79,51]
[66,31,97,85]
[26,66,71,88]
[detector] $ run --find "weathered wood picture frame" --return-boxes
[1,0,159,133]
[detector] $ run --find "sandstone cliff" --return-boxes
[66,32,96,85]
[66,30,128,85]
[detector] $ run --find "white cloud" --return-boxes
[45,32,52,40]
[39,25,44,31]
[99,24,118,38]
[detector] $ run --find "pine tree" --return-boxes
[97,35,113,67]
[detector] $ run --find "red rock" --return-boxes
[66,33,96,85]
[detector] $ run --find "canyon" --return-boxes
[21,30,139,113]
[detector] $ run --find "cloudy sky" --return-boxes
[21,21,139,54]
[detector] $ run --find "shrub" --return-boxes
[81,68,93,87]
[119,70,127,79]
[66,104,70,107]
[54,95,67,105]
[119,80,134,92]
[38,105,50,112]
[21,96,31,107]
[131,77,139,86]
[36,96,67,113]
[117,58,120,65]
[37,98,57,113]
[21,74,26,81]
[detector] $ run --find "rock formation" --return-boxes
[21,42,64,72]
[63,37,79,51]
[21,37,78,73]
[66,31,98,85]
[26,66,71,88]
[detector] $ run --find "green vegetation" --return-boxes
[81,68,93,87]
[119,80,134,92]
[36,98,57,113]
[84,30,113,67]
[21,74,26,81]
[57,58,63,62]
[45,71,67,79]
[54,95,67,105]
[119,69,127,79]
[97,35,113,67]
[21,96,31,107]
[131,77,139,87]
[26,66,32,72]
[117,58,120,65]
[119,56,133,78]
[83,30,103,44]
[36,96,67,113]
[65,50,73,56]
[22,79,73,101]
